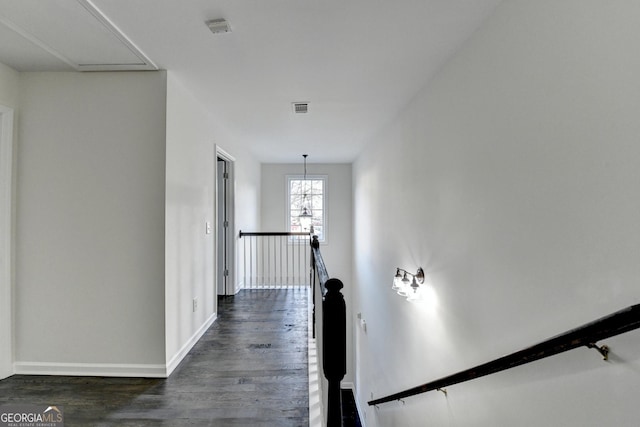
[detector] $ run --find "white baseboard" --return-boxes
[15,311,218,379]
[165,311,217,376]
[308,336,325,427]
[308,287,325,427]
[14,361,168,378]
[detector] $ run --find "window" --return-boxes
[287,175,326,241]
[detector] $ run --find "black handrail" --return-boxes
[311,235,346,427]
[239,230,311,237]
[311,240,330,294]
[369,303,640,406]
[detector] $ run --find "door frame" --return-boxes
[0,105,14,380]
[215,145,236,299]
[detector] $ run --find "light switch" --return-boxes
[206,221,212,234]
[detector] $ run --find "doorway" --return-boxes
[215,146,236,301]
[0,105,14,380]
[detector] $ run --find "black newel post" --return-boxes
[323,277,346,427]
[311,237,317,340]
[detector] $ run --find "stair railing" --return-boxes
[238,231,311,289]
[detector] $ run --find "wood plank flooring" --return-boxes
[0,289,310,426]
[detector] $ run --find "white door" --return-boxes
[217,157,228,295]
[215,146,236,299]
[0,106,14,379]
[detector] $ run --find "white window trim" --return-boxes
[286,174,328,244]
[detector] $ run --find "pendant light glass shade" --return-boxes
[299,205,312,231]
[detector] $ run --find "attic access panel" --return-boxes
[0,0,156,71]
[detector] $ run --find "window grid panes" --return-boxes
[288,176,325,241]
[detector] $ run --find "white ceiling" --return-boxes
[0,0,502,163]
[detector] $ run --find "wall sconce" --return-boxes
[392,267,425,301]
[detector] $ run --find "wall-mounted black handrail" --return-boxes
[311,235,346,427]
[369,303,640,406]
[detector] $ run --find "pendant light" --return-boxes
[298,154,312,232]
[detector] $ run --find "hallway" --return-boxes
[0,289,309,426]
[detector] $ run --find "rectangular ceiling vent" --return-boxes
[206,19,232,35]
[293,102,308,114]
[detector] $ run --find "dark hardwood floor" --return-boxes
[0,289,309,426]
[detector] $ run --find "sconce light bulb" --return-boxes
[392,269,403,291]
[395,272,409,296]
[406,277,422,301]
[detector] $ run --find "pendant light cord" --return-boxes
[303,154,308,180]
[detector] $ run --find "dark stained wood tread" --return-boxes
[0,289,310,426]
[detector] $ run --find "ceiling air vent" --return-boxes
[293,102,308,114]
[206,19,231,35]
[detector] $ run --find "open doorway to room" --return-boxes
[0,105,14,380]
[215,146,236,309]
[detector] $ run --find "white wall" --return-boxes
[165,74,216,370]
[0,62,19,106]
[260,163,353,384]
[353,2,640,426]
[165,73,262,371]
[10,69,262,377]
[15,71,168,375]
[261,163,352,279]
[230,148,261,293]
[0,62,19,379]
